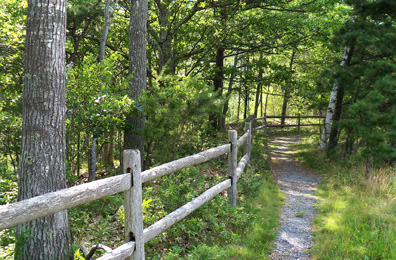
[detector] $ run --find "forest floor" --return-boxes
[267,136,321,260]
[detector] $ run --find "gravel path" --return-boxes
[268,137,321,260]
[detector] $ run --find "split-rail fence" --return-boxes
[0,122,257,260]
[253,113,325,132]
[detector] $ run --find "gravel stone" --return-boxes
[269,137,321,260]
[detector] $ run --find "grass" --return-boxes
[294,137,396,260]
[145,131,283,259]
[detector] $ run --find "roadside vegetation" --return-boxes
[295,137,396,260]
[1,130,283,259]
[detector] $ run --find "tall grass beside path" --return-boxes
[294,138,396,260]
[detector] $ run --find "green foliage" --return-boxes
[320,0,396,164]
[295,138,396,259]
[144,75,222,164]
[0,0,26,171]
[148,132,282,259]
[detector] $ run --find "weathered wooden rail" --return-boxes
[253,113,325,132]
[0,123,253,260]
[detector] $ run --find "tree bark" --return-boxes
[89,0,112,181]
[327,45,355,150]
[124,0,148,160]
[319,80,339,149]
[253,52,264,120]
[100,0,114,167]
[209,46,224,131]
[220,53,238,129]
[281,48,296,127]
[99,0,111,63]
[16,0,72,259]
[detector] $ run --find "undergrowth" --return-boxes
[294,138,396,260]
[0,130,283,259]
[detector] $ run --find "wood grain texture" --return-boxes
[0,173,130,230]
[96,242,135,260]
[123,150,144,260]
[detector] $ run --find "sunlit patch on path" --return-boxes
[269,137,321,260]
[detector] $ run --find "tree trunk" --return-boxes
[103,128,114,167]
[265,84,270,115]
[253,52,263,120]
[319,80,339,149]
[124,0,148,161]
[220,52,238,129]
[88,137,97,181]
[16,0,72,259]
[99,0,111,63]
[209,46,224,131]
[281,49,296,127]
[327,87,345,150]
[88,0,112,181]
[237,88,241,120]
[327,45,355,151]
[244,84,249,119]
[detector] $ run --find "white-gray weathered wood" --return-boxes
[236,154,250,181]
[141,144,230,183]
[143,179,231,243]
[228,130,238,207]
[254,116,266,121]
[237,131,249,148]
[245,123,252,159]
[0,173,130,230]
[254,125,266,131]
[96,242,135,260]
[123,150,144,260]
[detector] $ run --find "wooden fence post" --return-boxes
[228,130,237,207]
[264,113,268,133]
[298,113,301,131]
[123,150,145,260]
[249,115,255,133]
[245,122,252,159]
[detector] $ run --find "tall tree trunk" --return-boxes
[124,0,148,161]
[260,84,264,117]
[16,0,72,258]
[237,88,241,120]
[220,52,238,129]
[281,48,296,127]
[101,0,114,167]
[89,0,112,181]
[99,0,111,63]
[319,80,339,149]
[244,84,249,119]
[103,128,114,166]
[253,52,264,120]
[210,46,224,131]
[265,84,270,115]
[327,45,355,151]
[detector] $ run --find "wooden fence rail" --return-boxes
[0,123,254,260]
[253,113,325,132]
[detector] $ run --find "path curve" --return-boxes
[268,137,321,260]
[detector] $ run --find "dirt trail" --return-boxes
[268,137,321,260]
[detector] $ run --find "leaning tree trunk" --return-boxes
[319,80,339,149]
[323,45,354,150]
[124,0,148,161]
[16,0,72,259]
